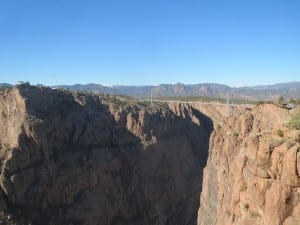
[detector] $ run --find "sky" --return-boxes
[0,0,299,87]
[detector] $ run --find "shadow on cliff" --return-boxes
[1,85,213,225]
[112,104,213,225]
[190,107,214,166]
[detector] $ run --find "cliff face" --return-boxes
[1,85,299,225]
[198,104,300,225]
[0,85,212,225]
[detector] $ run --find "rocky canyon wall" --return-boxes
[1,84,299,225]
[0,85,212,225]
[198,104,300,225]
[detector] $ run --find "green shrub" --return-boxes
[287,113,300,130]
[289,98,296,104]
[277,129,284,137]
[249,210,261,218]
[233,132,239,137]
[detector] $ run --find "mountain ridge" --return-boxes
[56,81,300,100]
[2,81,300,100]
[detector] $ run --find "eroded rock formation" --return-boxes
[0,85,212,225]
[198,104,300,225]
[1,84,299,225]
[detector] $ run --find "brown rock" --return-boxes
[0,84,213,225]
[198,103,300,225]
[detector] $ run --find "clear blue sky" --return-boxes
[0,0,299,87]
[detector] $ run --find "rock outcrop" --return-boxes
[198,104,300,225]
[0,85,212,225]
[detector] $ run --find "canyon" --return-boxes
[0,84,299,225]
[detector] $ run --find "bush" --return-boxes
[289,98,296,104]
[233,132,239,137]
[287,113,300,130]
[249,210,261,218]
[277,129,284,137]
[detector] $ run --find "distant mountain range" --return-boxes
[1,82,300,100]
[57,82,300,100]
[0,83,12,87]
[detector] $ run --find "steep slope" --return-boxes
[0,85,212,225]
[198,104,300,225]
